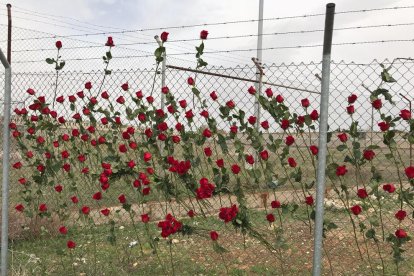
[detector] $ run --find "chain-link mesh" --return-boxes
[0,23,413,276]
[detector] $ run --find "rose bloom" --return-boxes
[200,30,209,39]
[160,31,169,42]
[210,231,219,241]
[210,91,218,100]
[187,210,195,218]
[348,94,357,104]
[309,145,318,155]
[67,240,76,249]
[395,229,408,239]
[280,119,290,130]
[141,214,150,223]
[285,135,295,146]
[226,100,235,109]
[357,188,368,199]
[245,154,254,165]
[187,77,195,86]
[346,105,355,114]
[363,150,375,161]
[395,210,407,221]
[261,120,270,129]
[101,208,110,216]
[350,205,362,215]
[231,164,241,174]
[305,195,314,206]
[85,82,92,90]
[55,41,62,49]
[378,121,389,132]
[216,159,224,168]
[371,99,382,109]
[121,82,129,91]
[105,36,114,47]
[118,194,127,204]
[337,133,348,142]
[266,213,275,223]
[271,200,281,208]
[309,110,319,120]
[204,147,212,157]
[400,109,411,120]
[336,165,347,176]
[248,86,256,95]
[161,86,169,94]
[59,226,68,235]
[301,98,310,108]
[260,150,269,160]
[39,203,48,212]
[383,183,396,193]
[288,157,297,168]
[265,88,273,97]
[405,166,414,179]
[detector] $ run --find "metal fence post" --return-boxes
[312,3,335,276]
[254,0,264,132]
[0,47,12,276]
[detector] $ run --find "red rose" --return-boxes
[136,90,143,98]
[92,192,102,201]
[204,147,212,157]
[245,154,255,165]
[81,206,90,215]
[196,178,215,199]
[357,188,368,199]
[337,133,348,142]
[160,31,169,42]
[161,86,169,94]
[26,88,35,95]
[18,178,27,185]
[230,125,238,134]
[400,109,411,120]
[142,187,150,195]
[185,110,194,119]
[346,105,355,114]
[285,135,295,146]
[67,240,76,249]
[101,91,109,99]
[101,208,110,216]
[55,41,62,49]
[261,120,269,129]
[56,95,64,103]
[71,196,79,204]
[13,162,22,169]
[210,231,219,241]
[200,30,209,40]
[248,116,257,125]
[271,200,281,208]
[200,110,209,118]
[310,110,319,120]
[105,36,114,47]
[310,145,318,155]
[119,144,127,153]
[203,128,212,138]
[55,185,63,193]
[216,159,224,168]
[141,214,150,223]
[77,91,85,98]
[172,135,181,143]
[210,91,218,100]
[305,195,314,206]
[371,99,382,110]
[336,165,347,176]
[265,88,273,97]
[121,83,129,91]
[15,204,24,212]
[350,205,362,215]
[248,86,256,95]
[275,94,284,103]
[84,82,92,90]
[363,150,375,161]
[187,210,195,218]
[395,210,407,221]
[59,226,67,235]
[405,166,414,179]
[39,203,48,212]
[395,229,408,239]
[37,164,45,172]
[118,194,127,204]
[116,96,125,104]
[231,164,241,174]
[378,121,389,132]
[301,98,310,108]
[143,152,152,162]
[296,115,305,126]
[348,94,357,104]
[383,183,396,193]
[260,150,269,160]
[187,77,195,86]
[288,157,297,168]
[218,205,238,223]
[179,100,187,108]
[280,119,290,130]
[266,213,275,222]
[226,100,235,109]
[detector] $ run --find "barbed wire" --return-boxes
[11,38,414,64]
[9,22,414,53]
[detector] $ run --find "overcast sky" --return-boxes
[0,0,413,69]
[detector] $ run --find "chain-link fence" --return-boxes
[1,22,414,276]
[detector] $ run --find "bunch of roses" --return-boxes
[196,178,215,200]
[157,214,182,238]
[218,204,239,223]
